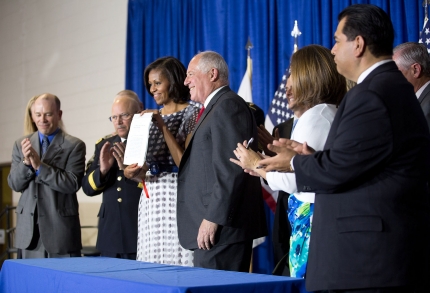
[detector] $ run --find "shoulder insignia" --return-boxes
[103,133,115,139]
[96,133,115,144]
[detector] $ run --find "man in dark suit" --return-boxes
[177,51,267,272]
[82,94,141,259]
[393,42,430,131]
[8,93,85,258]
[258,4,430,292]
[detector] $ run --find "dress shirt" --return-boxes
[204,86,227,108]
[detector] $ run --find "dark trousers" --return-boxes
[194,240,253,272]
[101,251,137,260]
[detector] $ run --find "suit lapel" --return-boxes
[180,86,230,171]
[42,129,64,163]
[30,132,41,157]
[418,83,430,104]
[188,86,230,143]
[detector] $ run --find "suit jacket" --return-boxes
[293,62,430,291]
[8,130,85,254]
[81,135,141,254]
[419,82,430,132]
[177,86,267,249]
[272,118,293,271]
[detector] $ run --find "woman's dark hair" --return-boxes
[144,56,190,103]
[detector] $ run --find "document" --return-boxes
[123,113,153,166]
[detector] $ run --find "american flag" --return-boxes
[264,68,294,133]
[419,16,430,53]
[260,67,294,214]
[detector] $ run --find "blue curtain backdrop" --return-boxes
[126,0,423,113]
[125,0,424,274]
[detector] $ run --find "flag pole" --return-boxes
[245,37,253,80]
[424,0,429,24]
[245,37,253,57]
[291,20,301,53]
[237,37,254,103]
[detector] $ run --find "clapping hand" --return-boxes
[230,140,267,177]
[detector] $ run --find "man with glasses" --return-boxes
[82,92,142,259]
[85,90,143,170]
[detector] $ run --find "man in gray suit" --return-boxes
[8,93,85,258]
[393,42,430,130]
[177,51,267,272]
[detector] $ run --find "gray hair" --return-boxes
[116,90,139,102]
[114,90,143,111]
[196,51,229,84]
[394,42,430,77]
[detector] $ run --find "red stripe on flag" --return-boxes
[261,186,277,213]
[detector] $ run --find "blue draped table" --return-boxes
[0,257,309,293]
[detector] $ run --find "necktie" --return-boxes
[196,106,205,122]
[42,136,50,155]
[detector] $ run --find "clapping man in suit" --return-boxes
[249,4,430,292]
[8,93,85,258]
[393,42,430,131]
[177,51,267,272]
[82,93,142,259]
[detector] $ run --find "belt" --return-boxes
[149,163,178,175]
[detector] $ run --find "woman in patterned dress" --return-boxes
[231,45,347,278]
[124,56,199,266]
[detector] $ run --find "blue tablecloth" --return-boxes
[0,257,309,293]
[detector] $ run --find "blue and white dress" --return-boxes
[136,104,199,266]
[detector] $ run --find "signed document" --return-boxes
[123,113,153,166]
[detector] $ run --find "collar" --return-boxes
[38,128,60,144]
[357,59,393,84]
[204,85,227,108]
[416,80,430,99]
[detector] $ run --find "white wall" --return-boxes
[0,0,129,232]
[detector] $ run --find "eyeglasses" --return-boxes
[108,113,133,122]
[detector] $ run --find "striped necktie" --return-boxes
[42,136,50,155]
